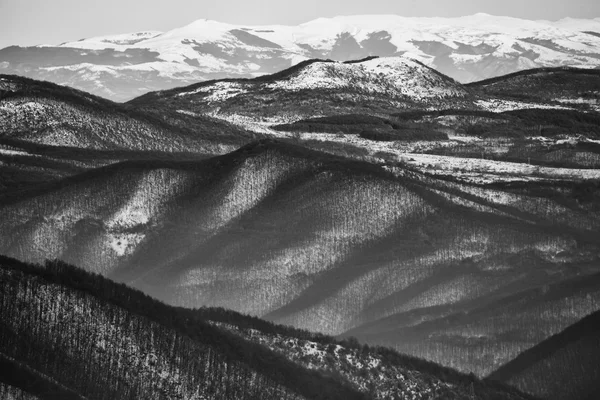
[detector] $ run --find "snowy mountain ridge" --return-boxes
[130,56,474,123]
[172,57,469,101]
[2,14,600,101]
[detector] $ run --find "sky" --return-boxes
[1,0,599,49]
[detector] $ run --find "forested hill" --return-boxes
[489,310,600,400]
[0,255,535,400]
[2,139,600,378]
[0,74,257,154]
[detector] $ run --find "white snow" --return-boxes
[402,153,600,182]
[37,14,600,87]
[178,81,248,101]
[109,233,145,257]
[0,148,33,157]
[475,99,572,112]
[60,31,162,49]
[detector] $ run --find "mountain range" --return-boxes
[1,23,600,398]
[2,14,600,101]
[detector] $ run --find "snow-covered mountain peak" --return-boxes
[157,55,471,121]
[265,56,467,99]
[157,18,237,41]
[4,14,600,101]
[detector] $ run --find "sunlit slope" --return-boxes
[489,310,600,400]
[0,74,256,153]
[1,140,599,376]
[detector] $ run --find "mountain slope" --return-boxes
[1,140,599,376]
[488,310,600,400]
[2,14,600,101]
[0,255,361,400]
[0,74,257,153]
[468,67,600,107]
[0,255,536,400]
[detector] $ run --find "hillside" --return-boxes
[468,68,600,108]
[130,56,473,121]
[2,14,600,101]
[0,255,359,400]
[0,255,536,400]
[0,74,257,153]
[1,139,599,376]
[488,310,600,400]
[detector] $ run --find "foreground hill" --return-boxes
[0,255,535,399]
[1,140,599,376]
[130,57,473,122]
[0,74,257,153]
[2,14,600,101]
[489,310,600,400]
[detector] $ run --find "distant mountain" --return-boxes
[1,139,599,376]
[0,255,535,400]
[489,310,600,400]
[2,14,600,101]
[130,57,473,122]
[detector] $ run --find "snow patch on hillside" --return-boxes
[178,81,248,101]
[109,233,145,257]
[212,321,455,399]
[475,99,571,112]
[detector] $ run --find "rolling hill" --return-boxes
[0,255,536,400]
[0,74,263,194]
[2,14,600,101]
[488,310,600,400]
[468,67,600,108]
[0,74,257,153]
[130,56,473,122]
[1,139,599,376]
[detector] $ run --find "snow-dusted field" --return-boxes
[209,112,600,184]
[475,99,572,112]
[400,153,600,182]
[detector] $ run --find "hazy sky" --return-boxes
[1,0,599,49]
